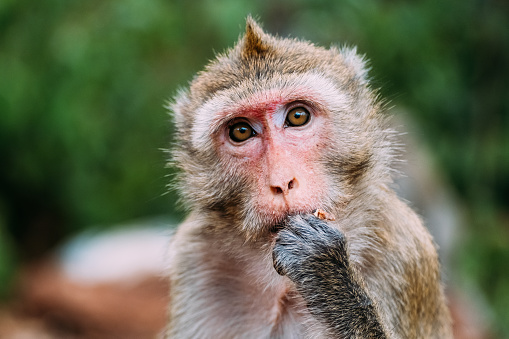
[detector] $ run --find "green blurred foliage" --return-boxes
[0,0,508,335]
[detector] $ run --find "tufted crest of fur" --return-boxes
[242,17,270,58]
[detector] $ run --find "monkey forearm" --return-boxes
[273,214,388,338]
[296,256,387,338]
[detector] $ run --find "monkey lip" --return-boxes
[267,212,294,234]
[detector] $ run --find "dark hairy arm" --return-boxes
[273,214,388,338]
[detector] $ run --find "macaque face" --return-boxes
[191,74,352,237]
[221,97,327,219]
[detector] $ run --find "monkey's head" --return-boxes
[170,17,395,241]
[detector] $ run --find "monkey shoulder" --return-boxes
[362,195,451,338]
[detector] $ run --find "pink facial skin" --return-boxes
[215,90,333,228]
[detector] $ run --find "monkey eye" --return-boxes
[285,107,310,127]
[229,121,256,143]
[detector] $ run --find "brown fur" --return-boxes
[166,17,452,338]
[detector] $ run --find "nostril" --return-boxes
[288,179,294,190]
[272,186,283,194]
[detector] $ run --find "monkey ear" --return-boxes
[339,46,370,84]
[242,16,271,58]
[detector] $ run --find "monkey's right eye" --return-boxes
[229,122,256,143]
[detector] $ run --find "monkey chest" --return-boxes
[206,280,309,338]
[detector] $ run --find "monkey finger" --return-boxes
[272,250,287,276]
[286,214,330,240]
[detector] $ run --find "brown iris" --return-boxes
[286,107,310,127]
[229,122,255,142]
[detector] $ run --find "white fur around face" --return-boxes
[189,72,353,152]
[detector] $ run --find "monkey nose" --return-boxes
[270,178,297,196]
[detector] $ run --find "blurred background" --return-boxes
[0,0,508,338]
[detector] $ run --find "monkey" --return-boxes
[165,17,452,338]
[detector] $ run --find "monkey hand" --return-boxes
[272,214,348,282]
[272,214,388,338]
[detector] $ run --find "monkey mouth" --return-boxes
[267,208,336,235]
[269,222,285,234]
[266,211,294,234]
[267,208,320,234]
[251,199,332,237]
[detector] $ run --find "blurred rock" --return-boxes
[59,224,172,285]
[8,223,173,338]
[0,309,55,339]
[18,262,168,338]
